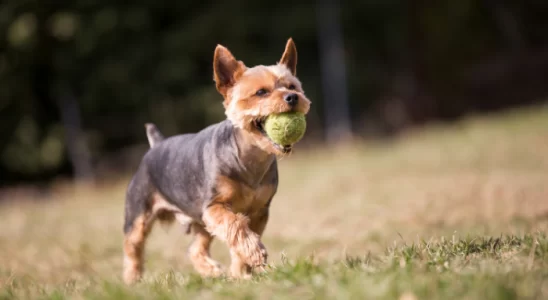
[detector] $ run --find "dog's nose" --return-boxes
[284,93,298,106]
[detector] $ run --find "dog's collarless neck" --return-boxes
[231,126,276,185]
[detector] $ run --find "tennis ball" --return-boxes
[264,112,306,146]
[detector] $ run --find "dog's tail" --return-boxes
[144,123,165,148]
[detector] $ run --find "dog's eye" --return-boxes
[288,84,296,90]
[255,89,268,96]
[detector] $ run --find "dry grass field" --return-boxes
[1,104,548,299]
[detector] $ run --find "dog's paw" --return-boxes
[237,232,267,268]
[123,267,142,285]
[206,259,225,277]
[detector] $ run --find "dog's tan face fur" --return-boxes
[213,38,311,155]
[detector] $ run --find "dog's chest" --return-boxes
[231,182,276,215]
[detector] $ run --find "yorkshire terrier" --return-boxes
[123,38,311,284]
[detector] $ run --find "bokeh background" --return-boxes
[1,0,547,187]
[1,2,548,298]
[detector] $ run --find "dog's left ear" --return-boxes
[280,38,297,75]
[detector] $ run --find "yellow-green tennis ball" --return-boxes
[264,112,306,146]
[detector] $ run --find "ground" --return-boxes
[1,105,547,299]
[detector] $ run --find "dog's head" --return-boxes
[213,38,311,155]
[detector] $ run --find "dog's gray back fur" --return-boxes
[124,120,278,233]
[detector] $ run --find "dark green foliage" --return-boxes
[0,1,547,183]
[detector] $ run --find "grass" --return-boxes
[1,104,548,299]
[1,235,546,299]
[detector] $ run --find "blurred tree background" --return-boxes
[0,0,547,185]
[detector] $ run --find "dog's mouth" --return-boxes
[253,118,292,154]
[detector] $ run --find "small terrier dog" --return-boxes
[123,38,311,284]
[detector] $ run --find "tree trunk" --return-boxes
[57,89,95,184]
[483,0,526,53]
[405,0,436,125]
[316,0,352,143]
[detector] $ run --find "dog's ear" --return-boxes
[213,45,246,97]
[279,38,297,75]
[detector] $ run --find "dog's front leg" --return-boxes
[203,203,267,279]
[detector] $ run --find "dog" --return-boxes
[122,38,311,284]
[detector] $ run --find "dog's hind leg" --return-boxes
[122,167,156,284]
